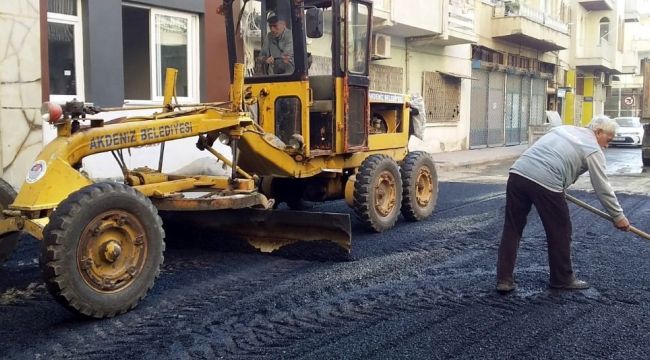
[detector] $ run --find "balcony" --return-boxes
[575,43,622,74]
[578,0,614,11]
[622,49,639,74]
[372,0,443,37]
[625,0,640,22]
[410,0,477,47]
[372,0,392,26]
[491,4,570,52]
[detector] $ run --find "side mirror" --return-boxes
[306,8,324,38]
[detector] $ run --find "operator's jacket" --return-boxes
[509,125,625,222]
[260,29,294,75]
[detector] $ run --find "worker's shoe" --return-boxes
[496,281,516,293]
[550,279,590,290]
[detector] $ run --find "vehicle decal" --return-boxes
[25,160,47,184]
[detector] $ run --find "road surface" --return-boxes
[1,148,649,359]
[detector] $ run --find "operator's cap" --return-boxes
[267,15,279,24]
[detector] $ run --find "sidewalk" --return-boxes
[432,144,528,171]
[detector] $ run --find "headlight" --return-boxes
[41,102,63,124]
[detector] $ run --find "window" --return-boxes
[423,72,461,123]
[340,2,370,74]
[47,0,84,102]
[614,117,642,128]
[122,6,199,102]
[599,17,610,46]
[274,97,301,144]
[576,76,584,96]
[241,0,295,78]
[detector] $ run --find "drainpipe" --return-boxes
[405,39,410,93]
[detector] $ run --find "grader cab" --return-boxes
[0,0,438,318]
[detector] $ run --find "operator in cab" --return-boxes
[257,15,294,75]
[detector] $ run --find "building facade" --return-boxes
[606,1,647,119]
[0,0,645,189]
[469,0,570,148]
[0,1,43,188]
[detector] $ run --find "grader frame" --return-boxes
[0,0,438,318]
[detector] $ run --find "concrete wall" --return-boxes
[373,39,471,152]
[0,0,43,188]
[393,0,443,35]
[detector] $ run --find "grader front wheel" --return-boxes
[400,151,438,221]
[40,182,165,318]
[353,155,402,232]
[0,179,19,266]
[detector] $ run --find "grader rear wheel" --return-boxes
[353,155,402,232]
[40,182,165,318]
[400,151,438,221]
[0,178,19,266]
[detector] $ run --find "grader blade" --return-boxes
[163,209,352,260]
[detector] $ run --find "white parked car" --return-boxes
[611,117,644,147]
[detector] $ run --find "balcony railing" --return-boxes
[448,0,475,34]
[578,42,615,62]
[544,15,569,33]
[374,0,390,11]
[517,5,544,24]
[498,4,569,34]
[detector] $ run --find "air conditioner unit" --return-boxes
[372,34,391,59]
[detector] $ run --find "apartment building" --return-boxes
[566,0,625,126]
[1,0,481,188]
[605,1,647,118]
[0,0,644,189]
[469,0,570,147]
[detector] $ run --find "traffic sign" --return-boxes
[623,96,634,106]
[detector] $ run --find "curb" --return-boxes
[435,157,519,171]
[431,147,528,171]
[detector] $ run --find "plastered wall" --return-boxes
[0,0,43,189]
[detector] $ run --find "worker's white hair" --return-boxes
[587,114,618,134]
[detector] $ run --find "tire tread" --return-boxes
[40,182,165,318]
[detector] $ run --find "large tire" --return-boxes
[400,151,438,221]
[0,178,19,266]
[353,155,402,232]
[40,182,165,318]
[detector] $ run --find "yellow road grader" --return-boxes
[0,0,438,317]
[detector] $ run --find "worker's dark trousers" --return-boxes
[496,173,575,286]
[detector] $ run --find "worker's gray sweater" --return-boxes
[510,125,625,222]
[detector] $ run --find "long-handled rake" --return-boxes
[566,193,650,241]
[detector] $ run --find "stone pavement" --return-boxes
[432,144,528,171]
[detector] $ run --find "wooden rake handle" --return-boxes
[565,193,650,241]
